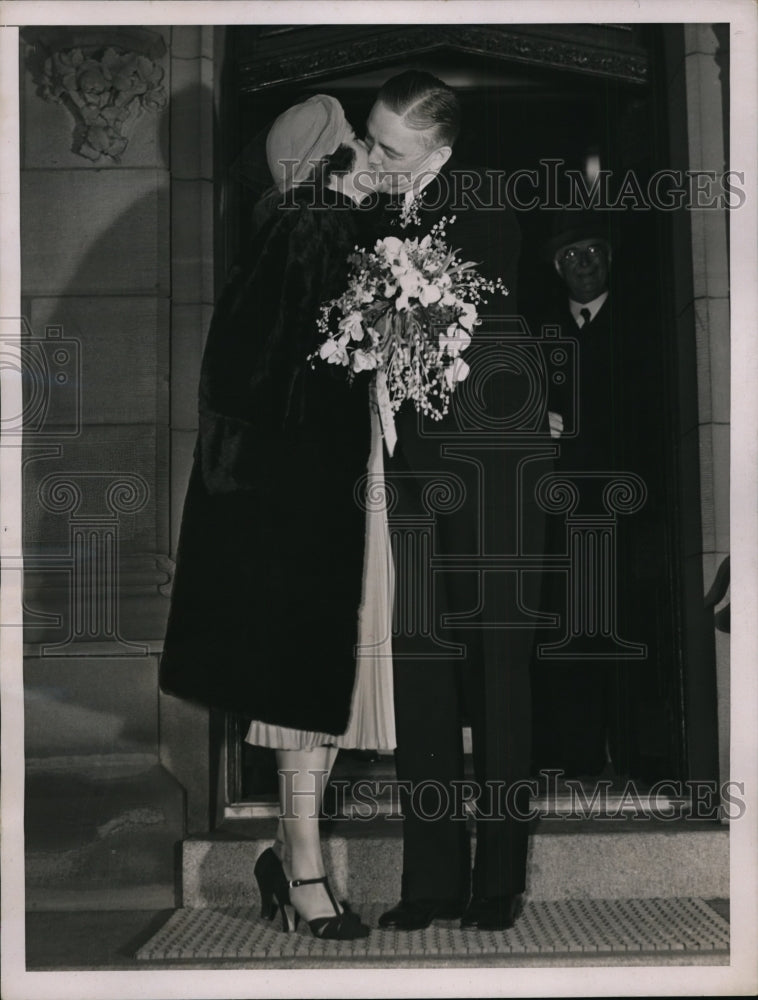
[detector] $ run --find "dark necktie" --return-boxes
[580,307,591,327]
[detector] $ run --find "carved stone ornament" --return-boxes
[22,27,168,163]
[238,25,649,93]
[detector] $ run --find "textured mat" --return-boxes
[135,898,729,961]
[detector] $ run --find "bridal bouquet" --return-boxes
[309,217,507,453]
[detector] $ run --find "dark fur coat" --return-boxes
[159,187,372,734]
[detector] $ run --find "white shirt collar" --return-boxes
[569,290,609,326]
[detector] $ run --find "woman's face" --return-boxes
[345,136,373,187]
[333,135,376,201]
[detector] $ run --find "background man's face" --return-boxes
[556,238,611,303]
[365,100,440,193]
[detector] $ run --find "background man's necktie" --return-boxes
[580,307,591,327]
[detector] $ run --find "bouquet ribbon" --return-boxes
[374,371,397,457]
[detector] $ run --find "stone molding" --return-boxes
[238,25,649,92]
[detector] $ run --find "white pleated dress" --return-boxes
[244,392,396,751]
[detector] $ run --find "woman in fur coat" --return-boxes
[160,95,394,939]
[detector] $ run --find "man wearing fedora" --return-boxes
[530,210,657,782]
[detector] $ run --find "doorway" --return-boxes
[214,27,716,815]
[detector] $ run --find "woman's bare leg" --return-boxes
[272,747,338,863]
[276,746,341,922]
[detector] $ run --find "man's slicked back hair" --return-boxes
[376,70,460,148]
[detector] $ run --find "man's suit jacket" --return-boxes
[538,288,664,645]
[368,161,526,472]
[545,292,653,492]
[367,163,549,659]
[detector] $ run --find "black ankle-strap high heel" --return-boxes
[289,875,370,940]
[253,848,297,932]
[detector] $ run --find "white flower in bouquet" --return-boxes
[440,323,472,359]
[352,348,378,372]
[381,235,404,257]
[309,216,508,428]
[457,301,477,330]
[339,310,365,341]
[445,356,470,388]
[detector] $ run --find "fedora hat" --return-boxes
[540,208,615,262]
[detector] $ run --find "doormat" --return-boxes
[135,897,728,962]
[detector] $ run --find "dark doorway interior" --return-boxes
[217,31,697,810]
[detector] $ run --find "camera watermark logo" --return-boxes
[2,317,149,654]
[0,317,81,439]
[419,316,577,441]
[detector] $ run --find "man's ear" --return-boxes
[429,144,452,172]
[553,257,563,278]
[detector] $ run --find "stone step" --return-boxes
[25,754,185,910]
[181,817,729,909]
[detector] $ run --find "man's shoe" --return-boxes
[378,898,465,931]
[460,894,523,930]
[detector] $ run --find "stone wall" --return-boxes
[21,26,216,831]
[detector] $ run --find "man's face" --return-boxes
[365,100,450,194]
[555,238,611,303]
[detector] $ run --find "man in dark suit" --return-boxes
[530,212,658,781]
[364,71,549,931]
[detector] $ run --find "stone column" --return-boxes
[665,24,730,789]
[168,25,217,558]
[684,25,730,791]
[160,26,219,832]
